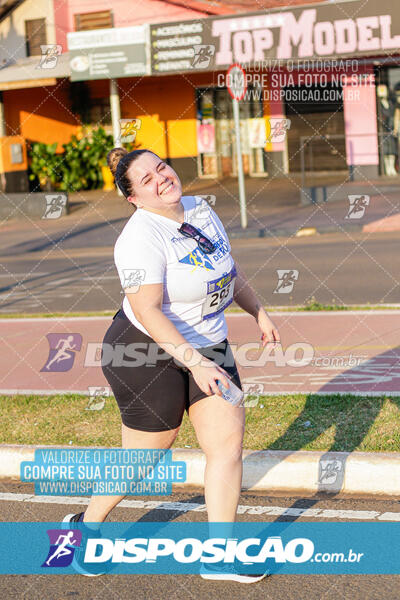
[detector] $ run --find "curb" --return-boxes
[2,445,400,498]
[226,223,363,239]
[226,218,400,240]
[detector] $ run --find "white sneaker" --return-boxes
[61,512,106,577]
[200,562,269,583]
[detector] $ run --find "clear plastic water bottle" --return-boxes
[216,379,244,406]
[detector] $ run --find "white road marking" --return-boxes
[226,309,400,316]
[0,310,400,323]
[0,317,113,322]
[2,388,400,397]
[0,293,75,299]
[0,389,94,395]
[81,276,119,280]
[0,273,50,277]
[0,492,398,521]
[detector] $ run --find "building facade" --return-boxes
[0,0,399,188]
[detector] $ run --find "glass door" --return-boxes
[196,86,268,178]
[196,88,219,178]
[248,84,268,176]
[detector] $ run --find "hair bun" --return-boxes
[107,147,128,177]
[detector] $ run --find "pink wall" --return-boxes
[54,0,206,47]
[53,0,70,55]
[343,69,379,167]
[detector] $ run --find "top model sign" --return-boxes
[150,0,400,74]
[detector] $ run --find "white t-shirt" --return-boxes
[113,195,236,348]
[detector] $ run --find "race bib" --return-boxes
[201,266,237,320]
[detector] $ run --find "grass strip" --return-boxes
[1,394,399,452]
[0,303,399,319]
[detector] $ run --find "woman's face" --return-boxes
[126,152,182,211]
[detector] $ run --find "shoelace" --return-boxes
[70,512,84,523]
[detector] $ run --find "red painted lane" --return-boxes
[0,312,399,395]
[227,312,400,396]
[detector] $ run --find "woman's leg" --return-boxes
[188,395,245,522]
[83,423,180,523]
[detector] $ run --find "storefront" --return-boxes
[375,65,400,175]
[195,84,266,178]
[148,0,400,181]
[48,0,400,183]
[3,0,400,185]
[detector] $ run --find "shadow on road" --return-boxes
[243,346,400,492]
[1,218,126,257]
[119,348,400,571]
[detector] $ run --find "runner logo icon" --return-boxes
[40,333,82,372]
[42,529,82,568]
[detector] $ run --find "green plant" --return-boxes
[28,142,63,189]
[28,127,142,192]
[28,128,113,191]
[304,296,349,311]
[57,127,114,191]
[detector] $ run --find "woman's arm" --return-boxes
[125,283,231,395]
[210,205,280,345]
[232,262,281,346]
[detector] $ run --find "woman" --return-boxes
[63,148,281,582]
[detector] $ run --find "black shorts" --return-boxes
[101,307,242,432]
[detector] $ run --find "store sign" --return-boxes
[150,0,400,74]
[67,26,148,81]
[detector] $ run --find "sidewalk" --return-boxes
[182,174,400,238]
[1,174,400,255]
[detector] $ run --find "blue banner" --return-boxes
[0,522,399,574]
[20,449,186,496]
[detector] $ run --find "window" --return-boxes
[74,10,113,31]
[375,66,400,176]
[25,18,47,57]
[69,82,112,126]
[89,98,112,126]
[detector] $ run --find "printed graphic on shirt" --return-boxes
[179,247,215,271]
[178,229,230,272]
[211,233,230,262]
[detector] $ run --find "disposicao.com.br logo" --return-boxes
[45,532,364,573]
[0,521,382,575]
[84,535,314,564]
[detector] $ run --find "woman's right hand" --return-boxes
[189,357,231,397]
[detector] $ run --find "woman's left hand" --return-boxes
[257,312,281,348]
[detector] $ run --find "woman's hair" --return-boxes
[107,148,159,199]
